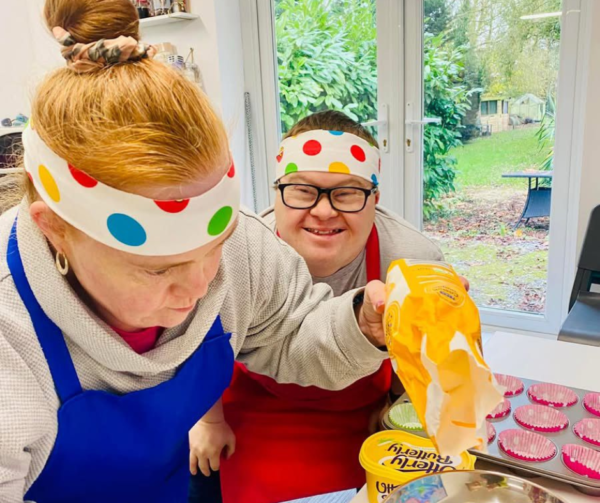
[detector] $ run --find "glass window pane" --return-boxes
[422,0,562,315]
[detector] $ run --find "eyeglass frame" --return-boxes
[274,181,379,213]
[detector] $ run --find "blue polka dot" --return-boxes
[371,174,379,186]
[107,214,147,247]
[328,130,344,136]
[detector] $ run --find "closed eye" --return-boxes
[146,268,171,276]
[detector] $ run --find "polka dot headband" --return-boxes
[275,129,380,186]
[22,125,240,256]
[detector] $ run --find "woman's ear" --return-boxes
[375,191,381,204]
[29,201,68,253]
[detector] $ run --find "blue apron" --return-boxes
[7,221,234,503]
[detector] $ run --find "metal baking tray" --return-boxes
[382,377,600,496]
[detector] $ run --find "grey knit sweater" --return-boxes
[0,201,387,502]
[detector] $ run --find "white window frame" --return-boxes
[240,0,592,335]
[403,0,592,335]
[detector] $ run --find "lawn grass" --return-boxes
[450,127,549,188]
[439,239,548,313]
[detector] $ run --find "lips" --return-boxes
[304,228,344,236]
[171,305,195,313]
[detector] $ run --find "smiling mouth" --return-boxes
[303,228,345,236]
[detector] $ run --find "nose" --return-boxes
[310,194,338,220]
[170,267,209,302]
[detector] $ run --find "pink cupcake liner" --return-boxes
[487,398,511,420]
[574,418,600,447]
[562,444,600,480]
[498,429,557,462]
[584,393,600,417]
[487,421,496,444]
[495,373,525,397]
[514,404,569,433]
[527,383,578,408]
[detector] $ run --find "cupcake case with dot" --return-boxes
[382,376,600,496]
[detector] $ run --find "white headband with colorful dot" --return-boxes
[22,125,240,256]
[275,129,380,185]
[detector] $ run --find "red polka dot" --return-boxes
[69,164,98,188]
[276,147,284,163]
[303,140,322,156]
[227,162,235,178]
[154,199,190,213]
[351,145,366,162]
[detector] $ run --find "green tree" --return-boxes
[425,0,452,36]
[448,0,561,100]
[423,31,471,219]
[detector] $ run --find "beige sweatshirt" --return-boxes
[0,201,387,503]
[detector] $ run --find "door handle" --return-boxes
[405,102,441,152]
[405,118,441,125]
[361,104,389,153]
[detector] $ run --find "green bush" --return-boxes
[275,0,377,132]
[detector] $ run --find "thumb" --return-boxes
[363,280,386,320]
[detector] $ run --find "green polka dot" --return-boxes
[285,163,298,175]
[208,206,233,236]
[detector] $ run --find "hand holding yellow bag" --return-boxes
[384,259,504,456]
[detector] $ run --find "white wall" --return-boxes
[577,1,600,251]
[0,2,36,119]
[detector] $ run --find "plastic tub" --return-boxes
[359,431,476,503]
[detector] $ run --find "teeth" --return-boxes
[306,228,341,235]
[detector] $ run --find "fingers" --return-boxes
[460,276,471,292]
[189,451,198,476]
[199,456,211,477]
[209,452,221,473]
[364,280,386,315]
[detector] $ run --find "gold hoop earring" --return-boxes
[55,252,69,276]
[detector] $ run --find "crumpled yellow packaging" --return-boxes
[384,259,504,457]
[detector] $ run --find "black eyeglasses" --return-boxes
[276,182,378,213]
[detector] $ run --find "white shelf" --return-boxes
[139,12,199,28]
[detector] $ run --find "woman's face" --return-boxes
[32,168,234,331]
[274,171,378,278]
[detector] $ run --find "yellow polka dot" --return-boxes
[328,162,350,174]
[38,165,60,202]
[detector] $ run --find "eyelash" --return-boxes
[146,268,171,277]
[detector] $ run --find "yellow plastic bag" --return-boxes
[384,259,504,456]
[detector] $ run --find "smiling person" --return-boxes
[197,111,445,503]
[0,3,391,502]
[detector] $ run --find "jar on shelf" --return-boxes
[170,0,187,13]
[135,0,151,18]
[152,0,172,16]
[167,54,185,71]
[154,42,177,66]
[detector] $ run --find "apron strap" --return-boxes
[365,224,380,282]
[7,219,83,402]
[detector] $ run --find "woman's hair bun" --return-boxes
[44,0,140,44]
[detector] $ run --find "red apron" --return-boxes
[221,226,392,503]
